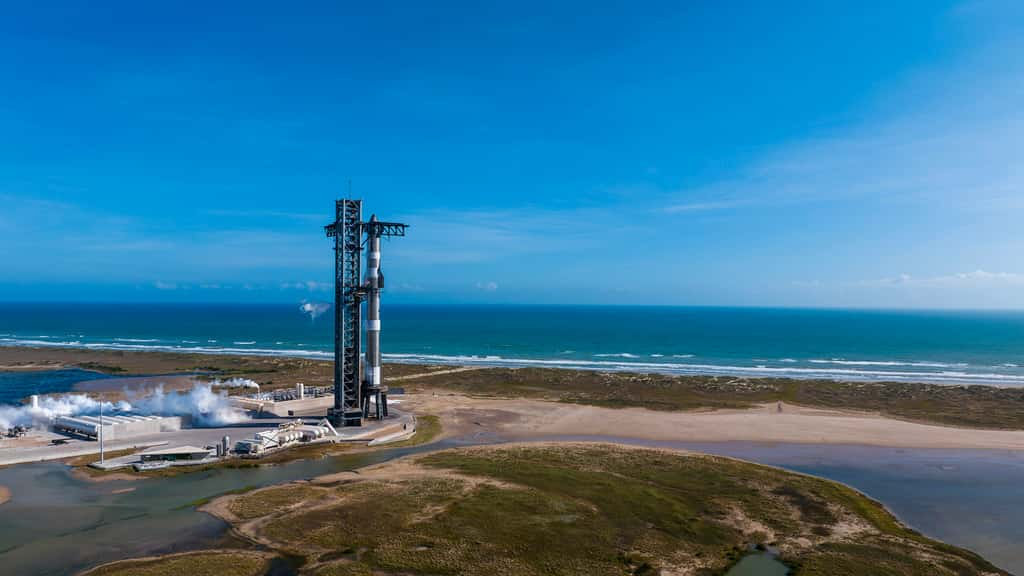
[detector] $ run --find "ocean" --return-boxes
[1,303,1023,386]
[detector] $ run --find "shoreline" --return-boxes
[1,341,1022,387]
[5,345,1024,432]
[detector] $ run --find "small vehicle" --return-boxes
[51,438,69,445]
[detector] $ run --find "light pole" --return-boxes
[98,397,104,464]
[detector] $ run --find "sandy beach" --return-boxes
[405,392,1024,450]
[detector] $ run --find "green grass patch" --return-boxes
[228,484,326,519]
[226,444,1004,576]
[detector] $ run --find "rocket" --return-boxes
[364,214,387,419]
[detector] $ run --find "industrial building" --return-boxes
[139,445,212,462]
[53,414,182,440]
[234,419,336,456]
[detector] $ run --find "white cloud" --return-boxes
[153,281,178,290]
[663,201,736,214]
[475,281,498,292]
[280,280,331,291]
[860,270,1024,288]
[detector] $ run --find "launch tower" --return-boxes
[324,199,408,427]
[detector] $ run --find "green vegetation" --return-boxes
[408,367,1024,429]
[213,444,1003,576]
[83,551,270,576]
[227,483,324,520]
[76,362,127,373]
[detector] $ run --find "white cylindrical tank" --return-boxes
[296,382,305,399]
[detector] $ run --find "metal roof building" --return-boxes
[53,414,182,440]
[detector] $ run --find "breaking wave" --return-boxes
[2,337,1023,387]
[809,359,968,368]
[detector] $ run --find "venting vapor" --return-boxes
[300,301,331,321]
[0,381,247,430]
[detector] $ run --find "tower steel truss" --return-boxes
[325,199,365,427]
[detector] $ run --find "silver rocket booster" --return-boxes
[364,215,386,419]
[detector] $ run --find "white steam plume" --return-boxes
[0,382,248,429]
[300,300,331,321]
[209,377,260,390]
[129,383,247,426]
[0,394,129,430]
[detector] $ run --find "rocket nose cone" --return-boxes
[369,214,378,222]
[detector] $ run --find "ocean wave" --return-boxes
[809,358,967,368]
[114,338,160,343]
[594,353,640,358]
[673,354,695,358]
[380,352,1024,386]
[0,337,333,360]
[2,337,1022,387]
[1,338,83,347]
[233,341,256,345]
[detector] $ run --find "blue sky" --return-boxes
[1,1,1022,307]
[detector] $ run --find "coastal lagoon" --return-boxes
[0,437,1022,575]
[0,441,471,575]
